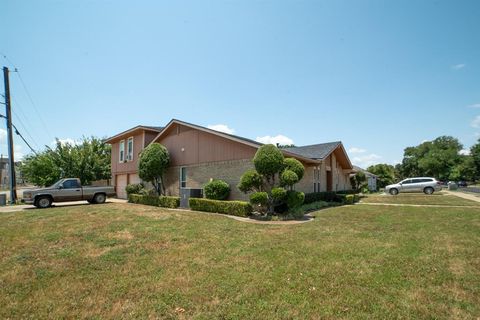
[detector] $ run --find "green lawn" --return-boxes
[361,192,480,206]
[1,202,480,319]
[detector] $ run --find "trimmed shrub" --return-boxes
[204,179,230,200]
[253,144,284,177]
[250,192,269,206]
[158,196,180,208]
[237,170,263,193]
[189,198,253,217]
[128,194,159,206]
[304,191,339,204]
[125,183,144,195]
[280,169,299,186]
[271,187,287,202]
[354,194,361,203]
[286,190,305,209]
[127,194,180,208]
[283,158,305,180]
[345,195,354,204]
[336,190,360,195]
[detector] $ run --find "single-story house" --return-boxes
[352,165,378,191]
[105,119,355,199]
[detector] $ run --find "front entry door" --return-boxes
[326,171,333,192]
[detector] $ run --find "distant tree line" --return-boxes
[366,136,480,187]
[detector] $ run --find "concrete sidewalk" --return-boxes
[443,190,480,203]
[0,198,127,213]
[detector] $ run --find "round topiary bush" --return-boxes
[271,187,287,202]
[204,179,230,200]
[283,158,305,181]
[250,191,269,206]
[237,169,263,193]
[253,144,284,177]
[280,169,299,186]
[286,190,305,209]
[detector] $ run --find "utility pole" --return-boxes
[3,67,16,204]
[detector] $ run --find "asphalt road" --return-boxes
[461,187,480,194]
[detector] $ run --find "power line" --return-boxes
[15,71,54,140]
[0,114,38,155]
[1,52,54,141]
[10,96,41,149]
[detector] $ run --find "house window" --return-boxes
[180,167,187,188]
[127,137,134,161]
[314,183,317,193]
[119,140,125,162]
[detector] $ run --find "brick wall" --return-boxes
[163,159,254,200]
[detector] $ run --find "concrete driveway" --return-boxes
[0,198,127,213]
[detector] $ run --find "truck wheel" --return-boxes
[35,196,52,209]
[93,193,106,204]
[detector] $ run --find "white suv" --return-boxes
[385,177,442,195]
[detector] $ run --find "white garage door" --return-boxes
[116,174,128,199]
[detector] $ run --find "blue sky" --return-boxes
[1,0,479,167]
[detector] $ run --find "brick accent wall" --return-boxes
[295,165,314,194]
[163,159,254,200]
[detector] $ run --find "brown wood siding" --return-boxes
[156,123,257,166]
[111,132,144,174]
[144,131,158,147]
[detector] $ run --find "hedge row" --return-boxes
[128,194,180,208]
[304,192,361,204]
[189,198,253,217]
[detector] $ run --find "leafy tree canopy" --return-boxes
[20,137,111,186]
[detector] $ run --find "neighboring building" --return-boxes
[106,119,355,199]
[0,157,24,188]
[352,165,378,191]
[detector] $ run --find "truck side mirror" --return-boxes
[58,185,63,189]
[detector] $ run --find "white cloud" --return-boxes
[459,149,471,156]
[51,138,77,147]
[451,63,466,70]
[14,145,24,160]
[348,147,366,154]
[352,153,382,168]
[468,103,480,108]
[0,129,6,144]
[471,115,480,128]
[256,135,294,146]
[207,124,235,135]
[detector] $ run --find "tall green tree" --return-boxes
[21,137,111,186]
[138,143,170,195]
[449,156,476,181]
[367,164,396,188]
[399,136,462,180]
[471,139,480,181]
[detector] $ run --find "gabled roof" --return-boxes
[105,125,164,143]
[106,119,353,168]
[284,142,341,160]
[353,166,378,177]
[152,119,320,164]
[285,141,353,170]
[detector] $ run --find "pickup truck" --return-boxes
[22,178,116,208]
